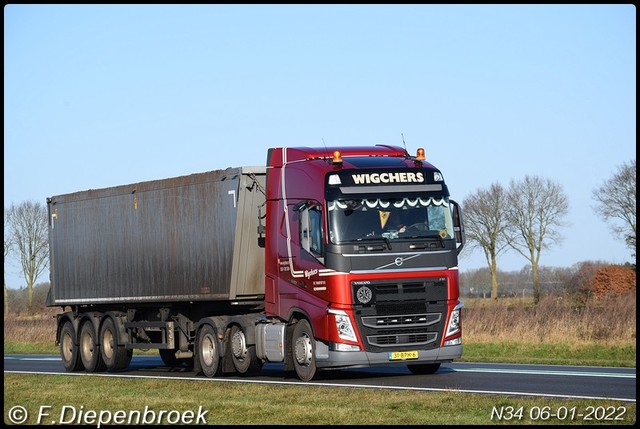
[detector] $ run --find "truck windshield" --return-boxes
[327,197,454,244]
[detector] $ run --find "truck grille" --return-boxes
[361,313,441,328]
[367,332,438,347]
[351,278,447,353]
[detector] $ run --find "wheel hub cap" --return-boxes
[294,334,312,366]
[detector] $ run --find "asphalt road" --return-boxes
[4,354,636,403]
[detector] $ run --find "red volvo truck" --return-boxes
[47,145,465,381]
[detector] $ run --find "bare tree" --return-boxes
[505,175,569,304]
[6,201,49,311]
[462,182,510,299]
[4,207,13,315]
[591,159,636,261]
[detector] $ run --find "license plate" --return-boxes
[388,351,419,360]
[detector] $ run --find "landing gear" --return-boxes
[159,348,194,369]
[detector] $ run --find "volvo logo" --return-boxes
[356,286,372,304]
[394,257,404,267]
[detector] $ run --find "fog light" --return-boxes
[444,337,461,346]
[331,342,361,352]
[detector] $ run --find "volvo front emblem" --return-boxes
[356,286,372,304]
[395,257,404,266]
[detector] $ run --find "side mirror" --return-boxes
[450,199,465,254]
[293,200,310,212]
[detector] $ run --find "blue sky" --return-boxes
[4,4,636,288]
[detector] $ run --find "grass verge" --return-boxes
[459,341,636,367]
[4,374,636,425]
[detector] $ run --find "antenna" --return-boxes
[322,138,329,160]
[401,133,408,154]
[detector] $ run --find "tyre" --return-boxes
[407,363,441,375]
[60,321,84,372]
[229,324,263,375]
[291,319,317,382]
[197,324,220,378]
[79,320,106,373]
[100,317,132,371]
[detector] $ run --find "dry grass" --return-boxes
[4,307,59,344]
[462,291,636,346]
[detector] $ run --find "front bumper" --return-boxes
[314,341,462,369]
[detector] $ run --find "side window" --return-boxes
[309,207,323,255]
[300,204,324,261]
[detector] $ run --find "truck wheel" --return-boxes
[291,319,317,382]
[407,363,441,374]
[60,321,84,372]
[197,324,220,377]
[100,317,132,371]
[230,324,263,375]
[79,321,106,372]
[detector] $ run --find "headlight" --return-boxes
[445,301,463,337]
[328,309,357,342]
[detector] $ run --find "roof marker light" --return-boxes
[332,150,343,165]
[416,148,426,160]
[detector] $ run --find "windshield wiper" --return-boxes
[405,231,445,248]
[356,235,392,250]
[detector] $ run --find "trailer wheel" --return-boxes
[197,324,220,377]
[60,321,84,372]
[79,321,106,373]
[100,317,132,371]
[407,363,441,375]
[230,324,263,375]
[291,319,317,382]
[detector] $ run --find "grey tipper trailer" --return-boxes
[47,166,268,374]
[47,166,266,306]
